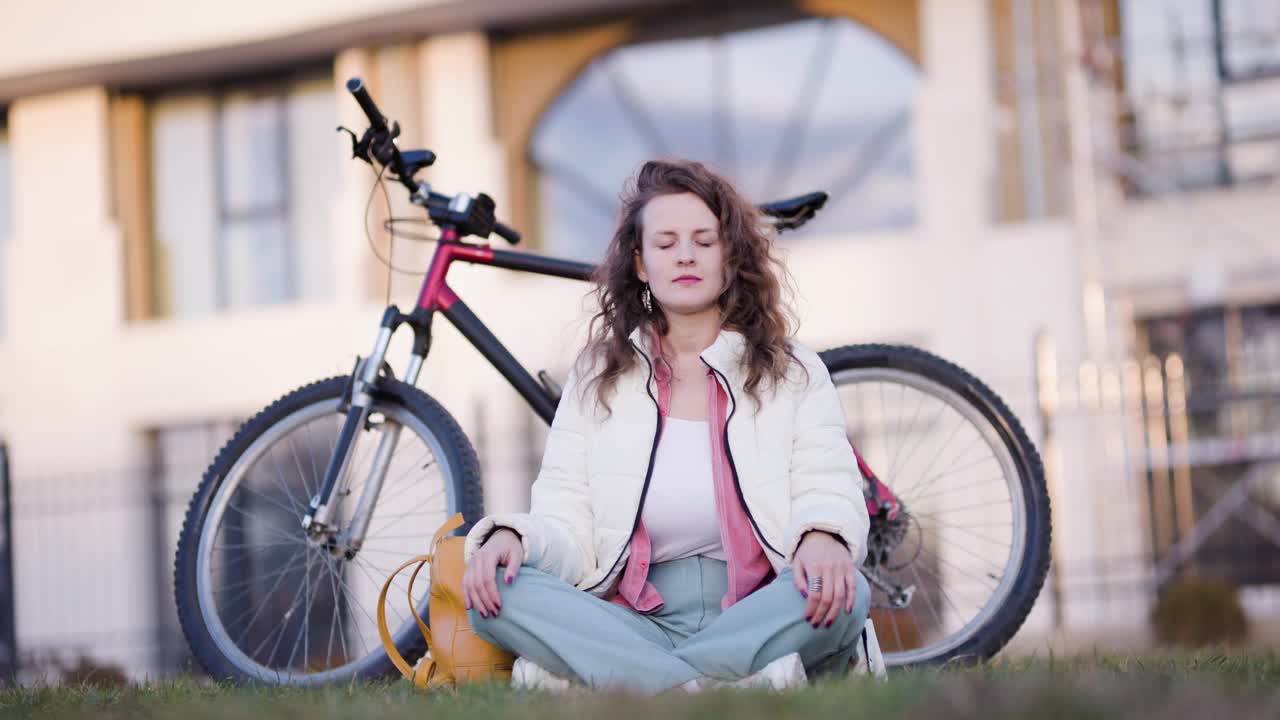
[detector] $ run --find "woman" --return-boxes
[461,159,870,694]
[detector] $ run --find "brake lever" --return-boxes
[338,125,373,165]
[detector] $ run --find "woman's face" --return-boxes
[634,192,727,316]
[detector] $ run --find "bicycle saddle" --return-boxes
[758,191,828,231]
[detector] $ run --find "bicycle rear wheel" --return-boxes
[820,344,1050,667]
[174,376,482,684]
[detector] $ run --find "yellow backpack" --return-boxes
[376,513,515,688]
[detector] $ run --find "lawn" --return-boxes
[3,653,1278,720]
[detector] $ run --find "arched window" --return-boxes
[528,11,919,261]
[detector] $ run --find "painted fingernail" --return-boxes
[506,577,513,585]
[801,591,808,599]
[825,619,833,628]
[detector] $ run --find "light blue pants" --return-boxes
[468,555,871,694]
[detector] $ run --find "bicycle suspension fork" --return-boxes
[304,306,433,557]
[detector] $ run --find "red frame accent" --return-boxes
[854,443,901,520]
[416,229,495,311]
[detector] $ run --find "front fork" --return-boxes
[302,306,432,557]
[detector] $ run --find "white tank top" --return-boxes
[640,417,726,563]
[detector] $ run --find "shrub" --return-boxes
[1149,575,1249,648]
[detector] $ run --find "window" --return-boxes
[149,72,338,317]
[0,112,11,339]
[1118,0,1280,194]
[1138,300,1280,586]
[529,11,919,261]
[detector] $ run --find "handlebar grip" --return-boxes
[493,221,521,245]
[346,77,388,133]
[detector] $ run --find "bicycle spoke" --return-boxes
[212,539,299,552]
[905,552,966,618]
[918,520,1012,550]
[350,556,410,628]
[907,474,1006,504]
[918,526,1010,573]
[352,546,428,557]
[906,559,943,630]
[231,550,310,649]
[285,433,318,503]
[214,553,309,606]
[285,551,313,670]
[350,450,437,513]
[217,562,311,640]
[216,504,302,546]
[916,543,1001,592]
[318,556,360,666]
[227,482,305,524]
[886,397,948,490]
[884,604,906,651]
[266,444,307,514]
[261,585,301,667]
[300,420,323,496]
[209,538,303,575]
[363,492,447,536]
[900,437,997,502]
[909,498,1011,517]
[322,558,388,648]
[887,385,926,483]
[903,410,968,499]
[322,555,344,669]
[252,560,313,660]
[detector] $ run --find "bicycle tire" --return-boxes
[819,344,1051,667]
[174,376,482,684]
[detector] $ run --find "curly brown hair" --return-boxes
[576,158,805,416]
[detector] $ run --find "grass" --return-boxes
[3,652,1279,720]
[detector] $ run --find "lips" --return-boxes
[673,275,702,285]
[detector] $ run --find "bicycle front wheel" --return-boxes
[174,376,482,685]
[821,344,1050,667]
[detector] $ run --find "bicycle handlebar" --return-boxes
[493,221,521,245]
[346,77,388,134]
[344,76,521,245]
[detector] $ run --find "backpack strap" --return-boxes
[376,513,467,685]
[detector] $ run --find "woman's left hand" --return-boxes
[791,531,855,629]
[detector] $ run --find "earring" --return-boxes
[641,284,652,313]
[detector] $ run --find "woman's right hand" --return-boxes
[462,528,525,618]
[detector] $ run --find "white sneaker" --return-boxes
[849,619,888,680]
[510,656,574,692]
[719,651,808,691]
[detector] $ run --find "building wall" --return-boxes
[0,0,444,79]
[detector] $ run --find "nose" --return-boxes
[676,238,696,264]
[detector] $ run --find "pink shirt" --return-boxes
[609,330,775,613]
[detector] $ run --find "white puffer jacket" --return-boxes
[463,326,869,597]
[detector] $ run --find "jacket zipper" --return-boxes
[584,341,664,593]
[704,360,783,558]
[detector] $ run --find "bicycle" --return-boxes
[173,77,1051,685]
